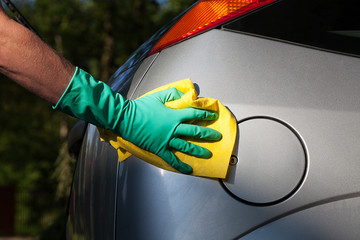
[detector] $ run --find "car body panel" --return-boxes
[67,126,118,240]
[67,7,360,240]
[112,29,360,239]
[240,197,360,240]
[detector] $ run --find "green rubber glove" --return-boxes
[54,67,221,174]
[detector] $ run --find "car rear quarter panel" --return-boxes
[116,29,360,239]
[67,126,118,240]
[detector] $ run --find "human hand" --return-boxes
[117,88,222,174]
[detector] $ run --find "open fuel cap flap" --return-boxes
[223,116,308,206]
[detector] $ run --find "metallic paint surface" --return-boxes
[225,117,307,205]
[240,197,360,240]
[67,126,119,240]
[69,28,360,239]
[113,29,360,239]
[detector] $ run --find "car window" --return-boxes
[223,0,360,57]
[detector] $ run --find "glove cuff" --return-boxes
[53,66,79,111]
[52,67,127,131]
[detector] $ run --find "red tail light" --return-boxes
[149,0,277,55]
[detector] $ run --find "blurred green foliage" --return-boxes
[0,0,194,238]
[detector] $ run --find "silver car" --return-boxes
[66,0,360,239]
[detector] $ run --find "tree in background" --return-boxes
[0,0,195,238]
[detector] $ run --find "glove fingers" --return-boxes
[169,138,212,158]
[178,108,219,121]
[174,124,222,140]
[158,150,193,174]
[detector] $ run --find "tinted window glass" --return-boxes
[223,0,360,56]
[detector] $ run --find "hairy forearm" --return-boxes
[0,10,75,104]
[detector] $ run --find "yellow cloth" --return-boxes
[99,79,237,178]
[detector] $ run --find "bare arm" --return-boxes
[0,5,75,104]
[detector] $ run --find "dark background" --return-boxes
[0,0,194,238]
